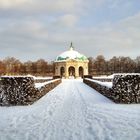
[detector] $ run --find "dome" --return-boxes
[55,43,88,62]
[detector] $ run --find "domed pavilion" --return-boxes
[54,43,89,78]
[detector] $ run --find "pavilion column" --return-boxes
[65,66,69,79]
[75,67,79,78]
[84,63,89,75]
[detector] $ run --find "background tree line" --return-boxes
[0,57,54,76]
[88,55,140,76]
[0,56,140,76]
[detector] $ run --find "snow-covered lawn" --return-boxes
[93,74,114,79]
[0,79,140,140]
[35,79,60,89]
[85,78,113,88]
[33,76,53,80]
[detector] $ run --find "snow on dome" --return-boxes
[56,43,88,62]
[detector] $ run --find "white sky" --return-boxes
[0,0,140,61]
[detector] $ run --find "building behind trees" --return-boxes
[0,55,140,76]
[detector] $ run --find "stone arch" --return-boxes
[79,66,84,78]
[68,66,75,78]
[60,67,65,77]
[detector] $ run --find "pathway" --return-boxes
[0,79,140,140]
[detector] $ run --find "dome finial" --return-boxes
[70,42,74,51]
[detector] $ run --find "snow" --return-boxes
[59,50,81,58]
[33,76,52,80]
[0,79,140,140]
[1,75,34,78]
[86,78,113,88]
[0,75,53,80]
[93,74,114,79]
[35,79,60,89]
[55,48,87,62]
[93,73,140,79]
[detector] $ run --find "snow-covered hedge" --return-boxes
[113,74,140,103]
[35,79,61,100]
[0,77,61,106]
[92,75,114,82]
[34,76,52,83]
[83,78,115,102]
[84,74,140,104]
[34,79,52,83]
[0,76,39,106]
[92,78,112,82]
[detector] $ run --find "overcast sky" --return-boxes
[0,0,140,62]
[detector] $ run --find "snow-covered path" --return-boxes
[0,79,140,140]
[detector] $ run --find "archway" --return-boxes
[60,67,65,77]
[68,66,75,78]
[79,66,84,78]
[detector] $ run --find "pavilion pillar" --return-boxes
[65,66,69,79]
[75,67,79,79]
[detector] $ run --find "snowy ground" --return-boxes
[0,79,140,140]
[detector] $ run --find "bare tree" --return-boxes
[135,56,140,72]
[35,59,48,76]
[94,55,106,75]
[0,61,6,75]
[3,57,22,75]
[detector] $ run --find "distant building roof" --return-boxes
[55,43,88,62]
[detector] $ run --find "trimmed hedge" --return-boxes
[36,79,61,100]
[113,74,140,103]
[0,77,39,106]
[84,74,140,104]
[53,75,61,79]
[34,79,52,83]
[92,78,112,82]
[84,75,93,79]
[0,76,61,106]
[83,79,115,102]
